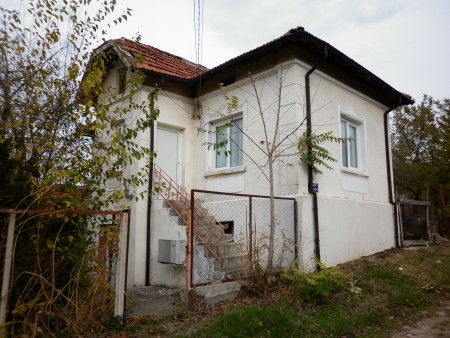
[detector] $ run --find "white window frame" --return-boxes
[340,112,366,174]
[210,115,244,171]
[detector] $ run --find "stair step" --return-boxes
[162,194,251,279]
[216,253,248,260]
[206,246,246,257]
[218,267,249,275]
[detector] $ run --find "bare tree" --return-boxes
[201,66,342,272]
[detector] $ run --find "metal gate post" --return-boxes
[1,212,16,327]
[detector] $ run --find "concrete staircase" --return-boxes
[153,164,249,301]
[162,200,249,285]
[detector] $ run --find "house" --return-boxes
[91,26,413,289]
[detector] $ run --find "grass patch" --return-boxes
[98,245,450,337]
[195,304,300,338]
[195,245,450,338]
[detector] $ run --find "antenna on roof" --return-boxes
[194,0,204,67]
[193,0,204,119]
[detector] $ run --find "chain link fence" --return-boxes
[189,190,297,287]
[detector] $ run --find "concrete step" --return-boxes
[215,254,249,272]
[192,281,242,304]
[210,242,247,257]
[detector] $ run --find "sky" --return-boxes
[101,0,450,103]
[2,0,449,102]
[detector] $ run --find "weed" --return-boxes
[282,261,349,304]
[103,315,124,331]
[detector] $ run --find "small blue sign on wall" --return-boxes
[310,183,319,193]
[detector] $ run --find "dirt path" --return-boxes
[391,300,450,337]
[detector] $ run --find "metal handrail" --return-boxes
[152,164,224,245]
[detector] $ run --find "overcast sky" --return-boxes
[100,0,449,103]
[2,0,448,102]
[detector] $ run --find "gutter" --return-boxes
[145,121,155,285]
[305,44,328,268]
[383,98,402,248]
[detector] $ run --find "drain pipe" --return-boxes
[305,44,328,268]
[145,119,155,285]
[383,98,402,248]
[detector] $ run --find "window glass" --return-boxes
[230,118,243,167]
[215,125,227,168]
[341,118,359,169]
[341,120,348,167]
[213,117,243,169]
[348,125,358,168]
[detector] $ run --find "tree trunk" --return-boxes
[437,184,449,235]
[266,158,276,272]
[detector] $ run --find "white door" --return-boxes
[155,127,180,183]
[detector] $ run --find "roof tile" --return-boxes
[115,38,208,80]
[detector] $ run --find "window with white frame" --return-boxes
[340,118,358,168]
[213,117,243,169]
[340,114,366,172]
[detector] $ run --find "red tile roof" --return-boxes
[115,38,208,80]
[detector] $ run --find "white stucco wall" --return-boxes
[126,88,198,287]
[193,63,301,196]
[318,197,395,266]
[100,67,200,286]
[148,200,186,288]
[188,60,396,270]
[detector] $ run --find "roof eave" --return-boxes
[195,28,413,108]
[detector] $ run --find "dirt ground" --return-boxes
[391,299,450,338]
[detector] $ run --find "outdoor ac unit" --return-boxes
[157,239,186,265]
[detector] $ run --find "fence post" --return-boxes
[248,197,253,270]
[1,212,16,327]
[115,211,128,318]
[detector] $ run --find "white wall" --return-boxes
[318,197,395,266]
[149,200,186,288]
[295,195,317,271]
[194,63,301,196]
[100,70,199,286]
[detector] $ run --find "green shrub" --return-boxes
[282,262,349,304]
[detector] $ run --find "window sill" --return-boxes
[205,166,246,177]
[341,167,369,178]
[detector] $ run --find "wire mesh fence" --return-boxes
[399,199,430,240]
[190,190,297,287]
[0,209,129,336]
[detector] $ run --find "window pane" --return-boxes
[340,120,348,167]
[349,125,358,168]
[215,125,227,168]
[230,118,243,167]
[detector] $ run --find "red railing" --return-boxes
[152,164,224,245]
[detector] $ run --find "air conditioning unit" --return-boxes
[157,239,186,265]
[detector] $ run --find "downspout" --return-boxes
[305,44,328,267]
[383,98,402,248]
[145,121,155,285]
